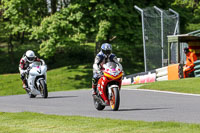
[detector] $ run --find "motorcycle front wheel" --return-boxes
[39,80,48,98]
[110,87,120,111]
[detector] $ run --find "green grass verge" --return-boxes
[0,112,200,133]
[137,77,200,94]
[0,65,92,96]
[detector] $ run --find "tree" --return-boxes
[31,4,86,58]
[1,0,48,63]
[173,0,200,32]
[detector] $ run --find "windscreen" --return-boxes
[31,61,41,67]
[106,62,117,69]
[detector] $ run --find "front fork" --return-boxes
[108,85,119,100]
[36,78,46,89]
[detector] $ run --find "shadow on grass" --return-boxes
[74,69,93,89]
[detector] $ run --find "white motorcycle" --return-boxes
[25,61,48,98]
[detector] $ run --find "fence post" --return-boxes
[134,5,147,72]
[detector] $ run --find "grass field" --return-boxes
[0,112,200,133]
[138,77,200,94]
[0,65,92,96]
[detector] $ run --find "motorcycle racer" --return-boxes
[19,50,44,90]
[92,43,121,95]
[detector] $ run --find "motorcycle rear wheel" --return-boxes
[26,89,36,98]
[39,80,48,98]
[30,94,36,98]
[93,97,105,110]
[110,87,120,111]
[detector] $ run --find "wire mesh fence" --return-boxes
[135,6,179,71]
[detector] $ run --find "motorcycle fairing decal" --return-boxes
[104,72,123,80]
[98,77,109,104]
[37,69,41,74]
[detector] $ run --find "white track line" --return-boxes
[122,88,200,97]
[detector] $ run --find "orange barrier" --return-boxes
[168,64,180,80]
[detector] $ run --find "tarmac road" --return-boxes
[1,87,200,123]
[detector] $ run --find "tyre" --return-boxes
[29,94,36,98]
[110,87,120,111]
[26,88,36,98]
[39,80,48,98]
[93,97,105,110]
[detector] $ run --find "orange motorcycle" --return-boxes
[93,62,123,111]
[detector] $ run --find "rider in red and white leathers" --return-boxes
[92,43,122,95]
[19,50,44,90]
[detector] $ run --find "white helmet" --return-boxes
[25,50,36,63]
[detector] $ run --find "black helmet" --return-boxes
[184,47,189,54]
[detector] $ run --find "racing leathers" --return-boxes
[19,55,44,89]
[92,51,121,94]
[183,51,197,78]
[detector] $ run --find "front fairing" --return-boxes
[27,62,47,95]
[97,62,123,105]
[29,64,47,76]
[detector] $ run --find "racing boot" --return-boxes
[22,80,28,90]
[92,84,97,95]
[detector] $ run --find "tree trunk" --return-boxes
[63,0,70,7]
[21,31,25,44]
[51,0,57,14]
[95,42,101,56]
[8,35,14,65]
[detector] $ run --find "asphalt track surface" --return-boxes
[1,87,200,123]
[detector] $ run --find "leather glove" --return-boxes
[24,68,30,74]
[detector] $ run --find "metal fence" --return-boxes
[135,6,179,71]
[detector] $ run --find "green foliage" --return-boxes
[96,20,111,42]
[31,4,87,58]
[30,0,145,62]
[173,0,198,8]
[1,0,48,35]
[172,0,200,32]
[2,0,200,75]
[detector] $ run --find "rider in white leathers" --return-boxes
[92,43,121,95]
[19,50,44,90]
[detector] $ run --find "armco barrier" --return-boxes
[155,66,168,81]
[132,72,156,84]
[156,70,168,77]
[122,77,132,85]
[122,64,183,85]
[194,60,200,77]
[122,71,156,85]
[156,75,168,81]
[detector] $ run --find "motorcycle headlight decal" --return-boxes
[104,72,123,80]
